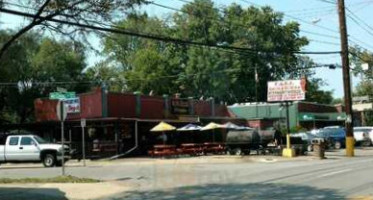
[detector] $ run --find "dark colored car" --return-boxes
[316,128,346,149]
[291,132,317,151]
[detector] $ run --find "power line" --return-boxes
[8,0,341,46]
[309,39,340,46]
[315,0,336,5]
[283,0,372,14]
[346,7,373,34]
[0,68,244,87]
[284,5,335,14]
[238,0,340,34]
[347,14,373,35]
[5,1,331,58]
[349,36,373,51]
[150,0,342,46]
[0,7,341,55]
[346,15,373,51]
[174,0,341,37]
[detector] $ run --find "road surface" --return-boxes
[1,148,373,199]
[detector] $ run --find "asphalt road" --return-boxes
[1,148,373,199]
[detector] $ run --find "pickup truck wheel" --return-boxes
[43,154,56,167]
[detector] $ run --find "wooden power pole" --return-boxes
[337,0,354,157]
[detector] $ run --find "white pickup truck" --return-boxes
[0,134,70,167]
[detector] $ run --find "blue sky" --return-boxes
[1,0,373,98]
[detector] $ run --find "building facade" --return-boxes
[228,102,346,131]
[24,87,244,158]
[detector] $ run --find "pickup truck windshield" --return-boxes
[34,136,48,144]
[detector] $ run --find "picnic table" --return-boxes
[203,142,225,154]
[148,145,177,157]
[179,143,203,156]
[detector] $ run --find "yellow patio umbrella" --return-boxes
[150,121,176,145]
[200,122,223,143]
[150,121,176,132]
[200,122,223,131]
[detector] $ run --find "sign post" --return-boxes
[81,118,86,167]
[57,101,67,176]
[267,79,306,158]
[52,91,79,174]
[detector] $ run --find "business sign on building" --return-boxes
[50,92,80,114]
[171,98,190,115]
[267,79,306,102]
[64,98,80,113]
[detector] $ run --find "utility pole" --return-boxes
[337,0,354,157]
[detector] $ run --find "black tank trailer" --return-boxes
[225,129,306,155]
[225,129,280,155]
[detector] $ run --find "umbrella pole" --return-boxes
[163,132,165,145]
[213,130,215,143]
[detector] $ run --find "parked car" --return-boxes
[0,134,70,167]
[291,132,317,151]
[316,128,346,149]
[353,127,373,146]
[323,126,343,129]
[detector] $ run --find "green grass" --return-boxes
[0,175,100,184]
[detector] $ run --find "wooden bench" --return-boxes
[148,145,178,157]
[178,143,203,156]
[203,143,225,154]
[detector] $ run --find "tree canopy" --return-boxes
[102,1,309,102]
[0,31,87,124]
[0,0,145,62]
[0,0,337,123]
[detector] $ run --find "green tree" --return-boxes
[102,1,309,103]
[350,46,373,80]
[331,98,344,105]
[305,78,334,104]
[85,61,126,92]
[0,31,87,124]
[102,13,183,96]
[0,0,145,62]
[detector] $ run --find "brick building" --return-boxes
[26,87,245,158]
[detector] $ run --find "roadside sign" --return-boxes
[56,101,67,121]
[81,118,86,127]
[267,79,306,102]
[301,114,315,121]
[171,98,190,115]
[64,98,80,113]
[49,92,76,100]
